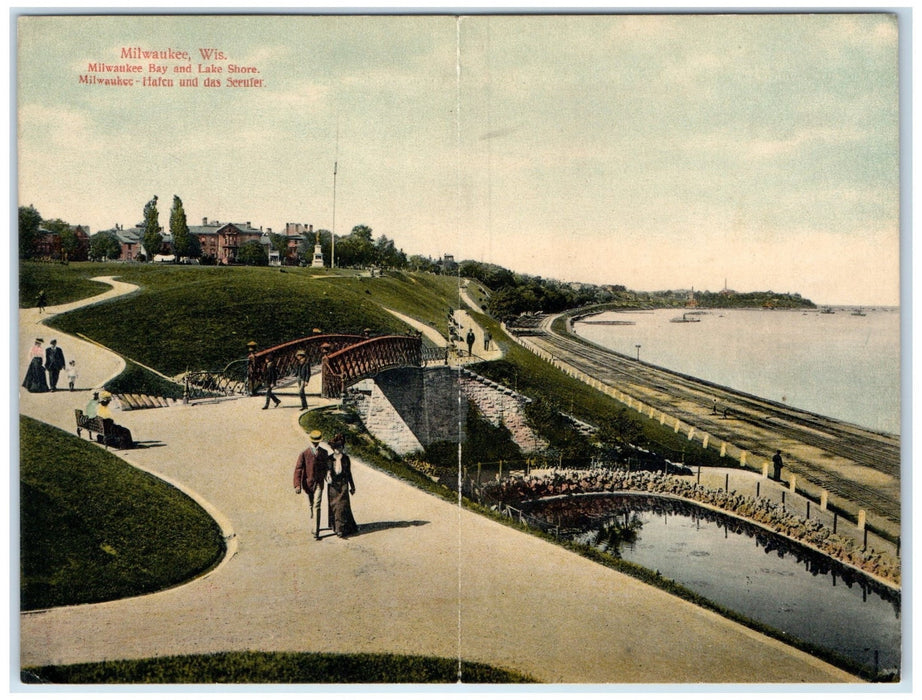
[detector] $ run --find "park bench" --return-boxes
[74,408,112,448]
[74,409,134,449]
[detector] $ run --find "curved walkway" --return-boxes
[17,279,858,683]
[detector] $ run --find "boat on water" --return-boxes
[670,312,702,323]
[820,307,836,314]
[852,309,867,317]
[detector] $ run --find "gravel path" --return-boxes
[17,278,858,684]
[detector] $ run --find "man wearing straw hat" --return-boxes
[293,429,330,540]
[295,349,311,410]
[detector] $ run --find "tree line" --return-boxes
[20,198,813,314]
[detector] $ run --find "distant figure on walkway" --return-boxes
[45,339,66,391]
[772,450,784,481]
[22,338,48,393]
[293,429,330,540]
[85,391,100,418]
[484,330,492,351]
[66,360,78,391]
[295,350,310,410]
[262,357,280,409]
[97,391,134,449]
[326,434,357,538]
[36,290,46,314]
[466,328,475,356]
[246,343,258,396]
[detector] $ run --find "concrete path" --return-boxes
[17,279,858,684]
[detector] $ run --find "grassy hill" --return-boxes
[28,261,734,467]
[39,264,461,376]
[20,416,225,610]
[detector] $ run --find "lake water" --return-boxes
[527,494,901,676]
[573,308,901,435]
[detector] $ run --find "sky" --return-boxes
[16,12,902,306]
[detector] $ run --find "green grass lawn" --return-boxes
[19,416,226,610]
[27,261,734,465]
[19,261,111,308]
[22,650,534,684]
[40,264,460,376]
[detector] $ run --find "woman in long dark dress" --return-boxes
[326,434,357,538]
[22,339,48,393]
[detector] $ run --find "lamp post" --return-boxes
[635,344,641,361]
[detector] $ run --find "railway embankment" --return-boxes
[503,311,901,546]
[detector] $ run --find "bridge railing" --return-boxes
[322,335,422,398]
[183,359,249,400]
[248,334,367,394]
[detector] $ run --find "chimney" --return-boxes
[203,217,208,225]
[246,221,251,228]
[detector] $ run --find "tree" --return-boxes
[374,235,406,268]
[237,239,268,266]
[351,224,373,241]
[89,231,122,261]
[19,205,42,259]
[42,218,71,260]
[408,254,438,273]
[59,228,79,261]
[170,195,199,260]
[142,195,162,261]
[269,233,290,265]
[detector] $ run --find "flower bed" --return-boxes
[481,468,900,587]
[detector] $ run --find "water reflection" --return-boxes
[523,494,901,676]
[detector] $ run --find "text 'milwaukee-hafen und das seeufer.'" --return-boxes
[78,47,264,88]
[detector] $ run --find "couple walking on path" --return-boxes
[293,430,357,539]
[22,337,73,393]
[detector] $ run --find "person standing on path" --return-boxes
[326,434,357,538]
[246,343,258,396]
[295,350,310,410]
[36,290,46,314]
[772,449,784,481]
[45,339,66,391]
[484,330,492,351]
[466,328,475,356]
[66,360,78,391]
[293,430,330,540]
[22,338,48,393]
[262,357,281,409]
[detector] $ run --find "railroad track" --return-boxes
[518,315,901,527]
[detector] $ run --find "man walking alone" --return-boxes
[295,350,310,410]
[262,357,281,409]
[293,430,330,540]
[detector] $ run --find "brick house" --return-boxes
[34,224,90,261]
[191,218,265,264]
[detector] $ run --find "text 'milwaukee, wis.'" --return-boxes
[78,47,264,89]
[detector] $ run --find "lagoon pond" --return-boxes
[526,494,901,676]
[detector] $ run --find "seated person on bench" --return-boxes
[96,391,134,449]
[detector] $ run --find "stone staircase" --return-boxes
[114,393,182,410]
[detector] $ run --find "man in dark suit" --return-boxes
[262,357,281,409]
[45,339,66,391]
[295,350,311,410]
[293,430,330,540]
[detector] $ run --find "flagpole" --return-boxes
[331,120,339,269]
[332,159,337,269]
